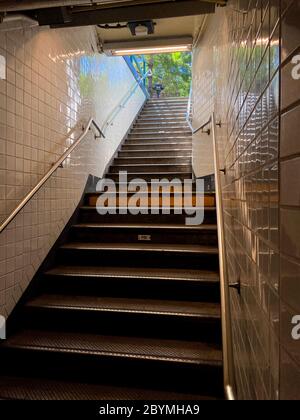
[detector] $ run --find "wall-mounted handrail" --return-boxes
[101,68,151,135]
[0,118,104,235]
[211,112,236,401]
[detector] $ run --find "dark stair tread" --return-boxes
[111,163,192,167]
[60,242,219,254]
[26,294,221,319]
[3,330,223,365]
[72,223,218,231]
[45,265,219,282]
[0,376,217,400]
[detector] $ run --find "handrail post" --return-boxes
[211,112,236,400]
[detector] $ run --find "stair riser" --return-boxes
[22,307,221,343]
[70,227,218,246]
[41,273,220,302]
[0,348,223,396]
[118,150,192,157]
[122,144,192,150]
[138,117,186,123]
[126,137,192,143]
[134,123,189,129]
[109,165,192,173]
[147,100,188,105]
[143,102,187,112]
[79,209,217,225]
[106,173,193,182]
[114,157,191,165]
[144,107,187,113]
[57,248,219,270]
[139,111,186,121]
[129,132,191,138]
[86,196,215,208]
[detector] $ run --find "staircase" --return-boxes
[0,97,223,400]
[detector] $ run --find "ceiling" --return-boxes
[96,15,206,44]
[0,0,217,29]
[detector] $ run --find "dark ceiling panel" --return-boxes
[31,0,215,28]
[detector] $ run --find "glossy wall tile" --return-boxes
[0,25,145,317]
[192,0,300,400]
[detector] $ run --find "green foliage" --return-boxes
[144,52,192,97]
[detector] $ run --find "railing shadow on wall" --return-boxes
[187,101,238,400]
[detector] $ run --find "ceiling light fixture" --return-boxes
[111,44,191,56]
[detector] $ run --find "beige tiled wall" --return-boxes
[0,24,145,317]
[193,0,300,400]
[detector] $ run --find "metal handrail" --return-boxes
[0,118,104,235]
[211,112,236,400]
[101,69,151,135]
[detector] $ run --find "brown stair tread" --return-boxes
[0,376,217,400]
[45,265,219,282]
[3,330,223,365]
[72,223,217,230]
[80,206,217,212]
[26,294,221,318]
[60,242,219,254]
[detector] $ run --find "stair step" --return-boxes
[2,329,222,365]
[79,206,217,225]
[70,223,218,246]
[135,120,188,126]
[140,111,186,119]
[86,194,215,208]
[42,265,220,302]
[0,376,218,400]
[23,295,221,341]
[133,124,189,130]
[118,149,192,157]
[143,105,187,113]
[126,138,192,147]
[114,156,191,164]
[138,117,186,122]
[105,172,193,181]
[122,143,192,150]
[26,294,221,319]
[61,242,219,254]
[0,330,223,394]
[58,242,219,270]
[129,131,191,138]
[109,164,192,173]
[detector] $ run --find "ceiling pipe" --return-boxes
[0,1,96,13]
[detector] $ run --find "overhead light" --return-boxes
[112,45,191,56]
[103,36,193,56]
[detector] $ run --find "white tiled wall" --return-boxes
[0,24,145,317]
[192,1,282,399]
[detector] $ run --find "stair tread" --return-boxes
[72,223,217,230]
[45,265,219,282]
[111,163,191,167]
[26,294,221,318]
[3,330,223,365]
[60,242,219,254]
[116,156,191,159]
[106,172,193,175]
[80,206,217,211]
[0,376,217,400]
